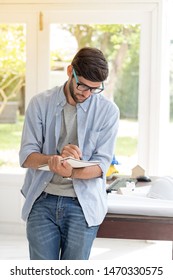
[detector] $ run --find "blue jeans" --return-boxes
[26,192,99,260]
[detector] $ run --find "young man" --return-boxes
[19,47,119,260]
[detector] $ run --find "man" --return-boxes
[19,47,119,260]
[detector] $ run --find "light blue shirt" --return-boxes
[19,84,119,226]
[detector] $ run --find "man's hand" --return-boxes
[48,155,73,177]
[61,144,82,160]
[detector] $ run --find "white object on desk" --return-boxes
[147,176,173,200]
[108,185,173,217]
[117,181,136,195]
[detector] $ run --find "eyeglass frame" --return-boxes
[72,68,104,94]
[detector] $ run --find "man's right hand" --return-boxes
[61,144,82,160]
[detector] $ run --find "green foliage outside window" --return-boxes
[0,24,25,116]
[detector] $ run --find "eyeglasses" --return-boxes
[72,68,104,94]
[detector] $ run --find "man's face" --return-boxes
[69,75,103,104]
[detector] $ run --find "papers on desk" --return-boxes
[107,185,173,217]
[38,157,100,171]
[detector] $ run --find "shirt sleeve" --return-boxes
[19,97,44,167]
[91,102,120,178]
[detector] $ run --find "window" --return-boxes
[0,11,37,173]
[0,2,170,176]
[0,23,26,171]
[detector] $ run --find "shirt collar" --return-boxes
[57,82,92,112]
[77,96,92,112]
[56,83,67,107]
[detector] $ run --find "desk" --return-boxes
[97,213,173,259]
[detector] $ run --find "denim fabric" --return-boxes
[26,192,99,260]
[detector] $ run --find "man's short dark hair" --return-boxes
[71,47,108,82]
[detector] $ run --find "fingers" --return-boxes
[48,155,72,177]
[61,144,82,159]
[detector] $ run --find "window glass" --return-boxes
[0,24,26,172]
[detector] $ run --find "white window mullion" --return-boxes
[37,12,50,93]
[147,2,170,176]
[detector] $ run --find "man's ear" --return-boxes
[67,65,73,77]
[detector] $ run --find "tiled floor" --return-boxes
[0,234,172,261]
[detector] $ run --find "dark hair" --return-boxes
[71,47,108,82]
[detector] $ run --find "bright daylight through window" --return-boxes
[1,19,172,175]
[0,23,26,172]
[0,23,141,175]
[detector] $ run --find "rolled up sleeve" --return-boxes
[19,97,44,167]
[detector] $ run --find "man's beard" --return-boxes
[69,79,78,103]
[69,79,89,103]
